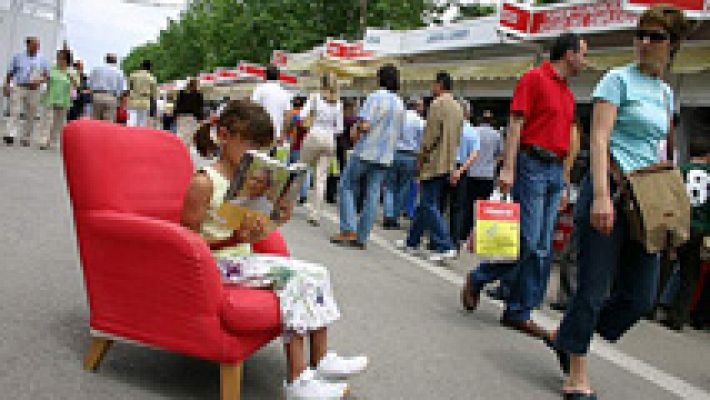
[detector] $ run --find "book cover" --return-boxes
[216,150,307,243]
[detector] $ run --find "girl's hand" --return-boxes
[234,215,267,243]
[591,195,614,235]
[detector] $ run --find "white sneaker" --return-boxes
[284,368,349,400]
[428,249,458,262]
[316,351,368,380]
[394,239,418,255]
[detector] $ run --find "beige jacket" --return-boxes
[127,69,158,110]
[417,93,463,181]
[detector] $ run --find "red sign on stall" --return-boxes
[500,0,638,38]
[271,51,289,67]
[625,0,709,19]
[237,62,298,85]
[326,40,374,60]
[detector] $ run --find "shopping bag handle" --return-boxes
[490,187,513,203]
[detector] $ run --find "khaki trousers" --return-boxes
[8,87,41,142]
[176,114,199,144]
[299,130,335,221]
[39,106,68,149]
[92,92,117,122]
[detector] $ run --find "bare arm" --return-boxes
[563,124,581,185]
[590,102,617,200]
[450,150,479,186]
[498,113,524,193]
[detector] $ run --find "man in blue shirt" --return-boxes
[382,98,424,229]
[446,100,480,250]
[3,37,49,146]
[331,65,405,249]
[89,53,126,121]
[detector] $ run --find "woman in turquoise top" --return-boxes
[39,49,76,150]
[545,6,692,400]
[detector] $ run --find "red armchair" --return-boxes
[62,120,288,400]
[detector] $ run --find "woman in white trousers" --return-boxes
[299,74,343,226]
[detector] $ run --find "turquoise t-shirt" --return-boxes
[592,64,673,173]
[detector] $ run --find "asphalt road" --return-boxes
[1,144,709,399]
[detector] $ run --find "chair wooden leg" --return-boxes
[220,362,243,400]
[83,337,113,372]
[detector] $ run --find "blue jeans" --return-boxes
[290,150,309,200]
[555,175,659,355]
[383,151,418,220]
[406,175,454,252]
[469,152,564,321]
[339,156,389,244]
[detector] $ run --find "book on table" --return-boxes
[215,149,307,243]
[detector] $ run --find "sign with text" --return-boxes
[271,50,289,67]
[499,0,638,39]
[625,0,709,19]
[326,40,374,60]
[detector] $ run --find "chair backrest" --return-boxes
[62,120,193,223]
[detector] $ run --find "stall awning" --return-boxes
[587,45,710,74]
[400,57,535,82]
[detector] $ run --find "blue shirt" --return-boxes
[469,124,503,179]
[89,64,126,97]
[396,109,424,152]
[354,89,405,166]
[7,52,49,85]
[456,121,481,176]
[593,64,673,173]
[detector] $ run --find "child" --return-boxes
[182,100,366,399]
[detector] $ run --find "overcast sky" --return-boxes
[64,0,181,69]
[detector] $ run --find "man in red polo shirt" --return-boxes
[462,33,588,339]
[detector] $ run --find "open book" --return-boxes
[215,150,308,243]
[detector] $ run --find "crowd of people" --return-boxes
[3,5,709,400]
[2,38,160,149]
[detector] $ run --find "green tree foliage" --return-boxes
[124,0,436,82]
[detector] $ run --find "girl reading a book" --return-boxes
[183,100,367,399]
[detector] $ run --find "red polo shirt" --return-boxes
[510,61,575,158]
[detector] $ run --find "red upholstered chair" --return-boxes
[62,120,288,400]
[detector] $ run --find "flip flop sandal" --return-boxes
[563,391,597,400]
[543,335,570,375]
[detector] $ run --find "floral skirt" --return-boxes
[217,255,341,335]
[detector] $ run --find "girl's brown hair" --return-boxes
[194,100,274,156]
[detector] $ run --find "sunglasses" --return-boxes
[635,29,670,43]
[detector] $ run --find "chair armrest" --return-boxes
[74,210,223,340]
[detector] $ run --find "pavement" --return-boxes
[1,143,709,400]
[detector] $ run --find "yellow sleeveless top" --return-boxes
[200,166,252,258]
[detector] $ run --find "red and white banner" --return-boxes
[625,0,709,19]
[237,62,298,85]
[199,72,216,85]
[326,40,374,60]
[215,68,239,83]
[271,50,289,67]
[499,0,638,39]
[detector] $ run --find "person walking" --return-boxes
[174,78,205,143]
[547,8,690,399]
[465,110,503,229]
[127,59,158,128]
[38,49,76,150]
[68,59,90,121]
[461,33,587,339]
[299,74,343,226]
[382,98,425,230]
[89,53,125,122]
[447,100,480,249]
[3,36,49,147]
[396,72,463,262]
[330,64,404,250]
[251,64,292,143]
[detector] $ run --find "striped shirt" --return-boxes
[354,89,405,166]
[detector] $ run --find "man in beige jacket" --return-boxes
[127,59,158,127]
[397,72,463,262]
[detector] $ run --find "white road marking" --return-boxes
[320,210,710,400]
